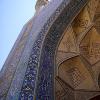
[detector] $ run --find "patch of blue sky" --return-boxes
[0,0,36,70]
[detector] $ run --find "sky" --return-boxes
[0,0,36,70]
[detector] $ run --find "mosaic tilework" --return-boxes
[6,19,36,100]
[19,0,89,100]
[36,0,88,100]
[0,20,33,98]
[19,0,70,99]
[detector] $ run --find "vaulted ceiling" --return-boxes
[55,0,100,99]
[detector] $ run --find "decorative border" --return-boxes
[19,0,88,100]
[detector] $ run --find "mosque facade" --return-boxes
[0,0,100,100]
